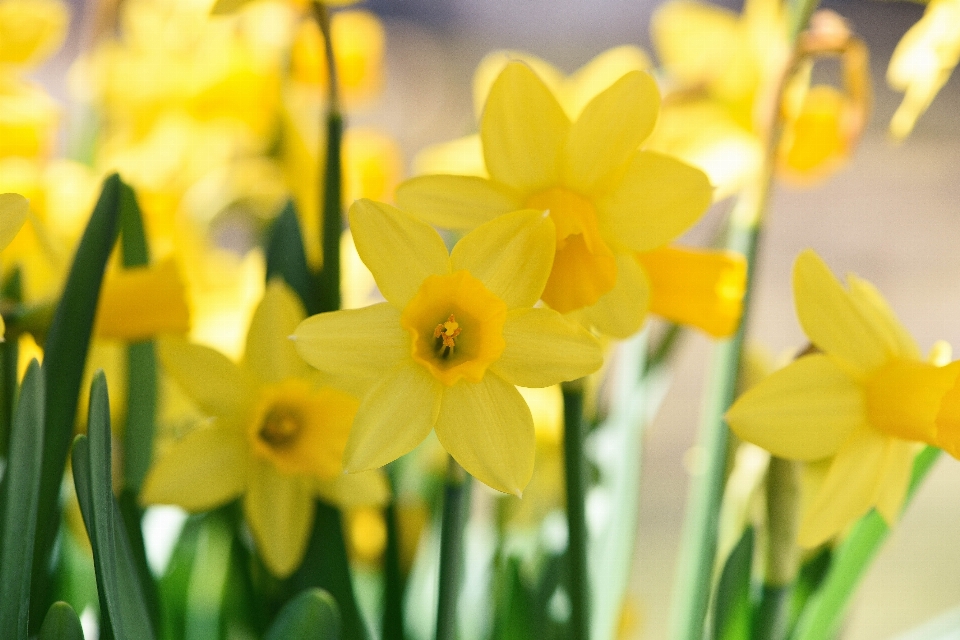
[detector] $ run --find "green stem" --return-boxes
[643,323,683,378]
[435,458,471,640]
[789,447,940,640]
[381,467,405,640]
[562,379,590,640]
[312,1,342,314]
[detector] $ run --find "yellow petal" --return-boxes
[847,274,920,360]
[140,422,247,512]
[0,0,69,68]
[348,199,450,308]
[563,71,660,195]
[934,372,960,459]
[244,461,315,578]
[315,470,391,508]
[562,45,653,119]
[292,303,408,386]
[343,362,441,472]
[480,62,570,194]
[778,86,848,179]
[638,246,747,338]
[581,254,650,339]
[450,209,555,309]
[793,250,897,376]
[395,175,521,231]
[596,151,712,253]
[96,259,191,341]
[875,440,917,524]
[158,339,247,420]
[434,373,534,496]
[492,308,602,387]
[726,354,865,461]
[472,51,564,121]
[865,359,960,443]
[411,134,488,178]
[0,192,28,251]
[798,426,895,548]
[244,280,307,385]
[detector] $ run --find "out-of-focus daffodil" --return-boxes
[397,62,713,339]
[293,200,603,495]
[95,259,192,341]
[0,0,68,69]
[726,250,959,547]
[887,0,960,140]
[142,280,389,577]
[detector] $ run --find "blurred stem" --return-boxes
[435,457,471,640]
[643,323,683,378]
[382,466,405,640]
[562,379,589,640]
[669,0,821,636]
[789,447,940,640]
[312,1,342,314]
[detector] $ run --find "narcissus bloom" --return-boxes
[397,61,713,339]
[292,200,603,495]
[726,250,959,547]
[142,280,388,577]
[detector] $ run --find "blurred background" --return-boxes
[26,0,960,637]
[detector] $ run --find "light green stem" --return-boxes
[435,458,471,640]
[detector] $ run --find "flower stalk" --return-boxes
[562,378,590,640]
[435,457,472,640]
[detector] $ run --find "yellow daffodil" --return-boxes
[726,250,959,547]
[397,62,713,339]
[292,200,603,495]
[142,280,388,576]
[0,0,68,70]
[887,0,960,139]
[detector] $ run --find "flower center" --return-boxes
[400,270,507,386]
[525,187,617,313]
[249,380,359,478]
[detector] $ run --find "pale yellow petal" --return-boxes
[343,362,441,472]
[492,308,602,387]
[562,45,653,118]
[348,199,450,308]
[875,440,917,524]
[473,51,564,120]
[480,62,570,194]
[0,193,28,251]
[793,250,896,375]
[244,461,315,578]
[140,423,247,512]
[395,175,522,231]
[450,209,554,309]
[581,254,650,339]
[596,151,712,252]
[798,426,890,548]
[563,71,660,194]
[434,373,534,496]
[244,280,307,384]
[158,339,246,420]
[847,274,920,360]
[726,354,865,462]
[315,470,391,508]
[412,134,488,178]
[292,303,408,385]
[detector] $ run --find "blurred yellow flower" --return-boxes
[887,0,960,139]
[293,200,603,495]
[726,250,956,547]
[0,0,68,69]
[398,62,712,339]
[142,280,388,577]
[95,259,192,341]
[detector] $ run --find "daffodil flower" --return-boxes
[292,200,603,495]
[141,280,388,577]
[726,250,959,547]
[396,62,712,339]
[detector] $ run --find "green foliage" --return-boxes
[265,588,341,640]
[711,527,755,640]
[39,602,85,640]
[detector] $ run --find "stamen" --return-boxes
[433,314,461,358]
[259,406,302,449]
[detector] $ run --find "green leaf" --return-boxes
[491,557,535,640]
[265,588,341,640]
[39,602,85,640]
[0,360,45,638]
[712,526,755,640]
[265,200,318,316]
[33,174,123,622]
[317,111,343,314]
[184,509,233,640]
[0,266,23,457]
[72,372,156,640]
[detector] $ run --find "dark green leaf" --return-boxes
[72,373,156,640]
[118,182,149,267]
[33,174,123,623]
[265,200,318,316]
[39,601,85,640]
[712,526,755,640]
[491,557,535,640]
[0,360,45,638]
[265,588,341,640]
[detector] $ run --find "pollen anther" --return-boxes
[433,314,461,357]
